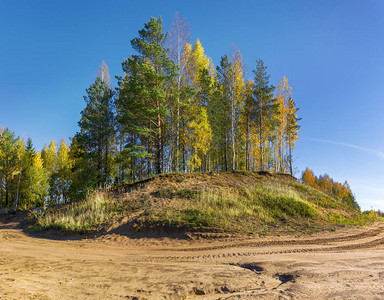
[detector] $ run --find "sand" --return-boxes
[0,215,383,299]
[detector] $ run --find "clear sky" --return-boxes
[0,0,383,210]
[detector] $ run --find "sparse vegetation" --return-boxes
[29,190,141,233]
[363,209,384,220]
[29,173,383,235]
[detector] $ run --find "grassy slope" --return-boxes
[29,172,381,235]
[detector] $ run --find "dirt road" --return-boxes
[1,215,384,299]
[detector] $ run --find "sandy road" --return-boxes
[0,217,384,299]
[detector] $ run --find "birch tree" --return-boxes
[168,12,191,171]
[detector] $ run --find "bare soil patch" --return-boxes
[1,214,384,299]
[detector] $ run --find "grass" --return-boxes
[250,184,316,218]
[149,182,318,232]
[29,172,384,235]
[29,190,138,233]
[147,178,380,233]
[150,189,271,230]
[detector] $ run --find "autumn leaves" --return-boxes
[115,16,300,177]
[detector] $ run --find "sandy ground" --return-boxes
[0,216,384,299]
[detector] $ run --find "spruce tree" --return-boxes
[19,138,38,209]
[72,61,115,191]
[252,59,279,171]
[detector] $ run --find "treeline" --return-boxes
[301,168,358,209]
[72,15,300,187]
[0,129,71,210]
[0,14,300,210]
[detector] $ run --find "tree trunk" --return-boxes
[98,142,102,186]
[231,97,236,171]
[105,140,109,185]
[14,164,22,211]
[224,133,228,172]
[288,133,293,175]
[176,77,181,172]
[156,114,162,174]
[5,178,9,208]
[259,99,264,171]
[259,121,263,171]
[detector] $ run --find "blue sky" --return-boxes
[0,0,383,210]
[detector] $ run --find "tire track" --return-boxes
[162,227,384,252]
[124,229,384,263]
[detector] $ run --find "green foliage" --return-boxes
[182,209,210,227]
[71,61,115,197]
[252,59,279,171]
[146,176,375,233]
[0,128,23,208]
[251,185,315,218]
[18,138,37,209]
[117,16,177,175]
[153,187,175,199]
[5,15,377,230]
[288,182,343,209]
[177,189,200,199]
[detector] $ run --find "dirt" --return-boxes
[1,213,384,299]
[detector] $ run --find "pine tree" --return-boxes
[215,55,232,171]
[117,17,176,175]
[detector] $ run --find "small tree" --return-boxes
[301,167,317,188]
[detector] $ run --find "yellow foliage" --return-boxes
[184,39,212,89]
[97,60,112,86]
[57,139,71,170]
[43,139,57,175]
[34,151,44,170]
[302,168,317,188]
[187,107,212,171]
[231,50,245,102]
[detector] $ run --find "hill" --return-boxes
[29,172,379,236]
